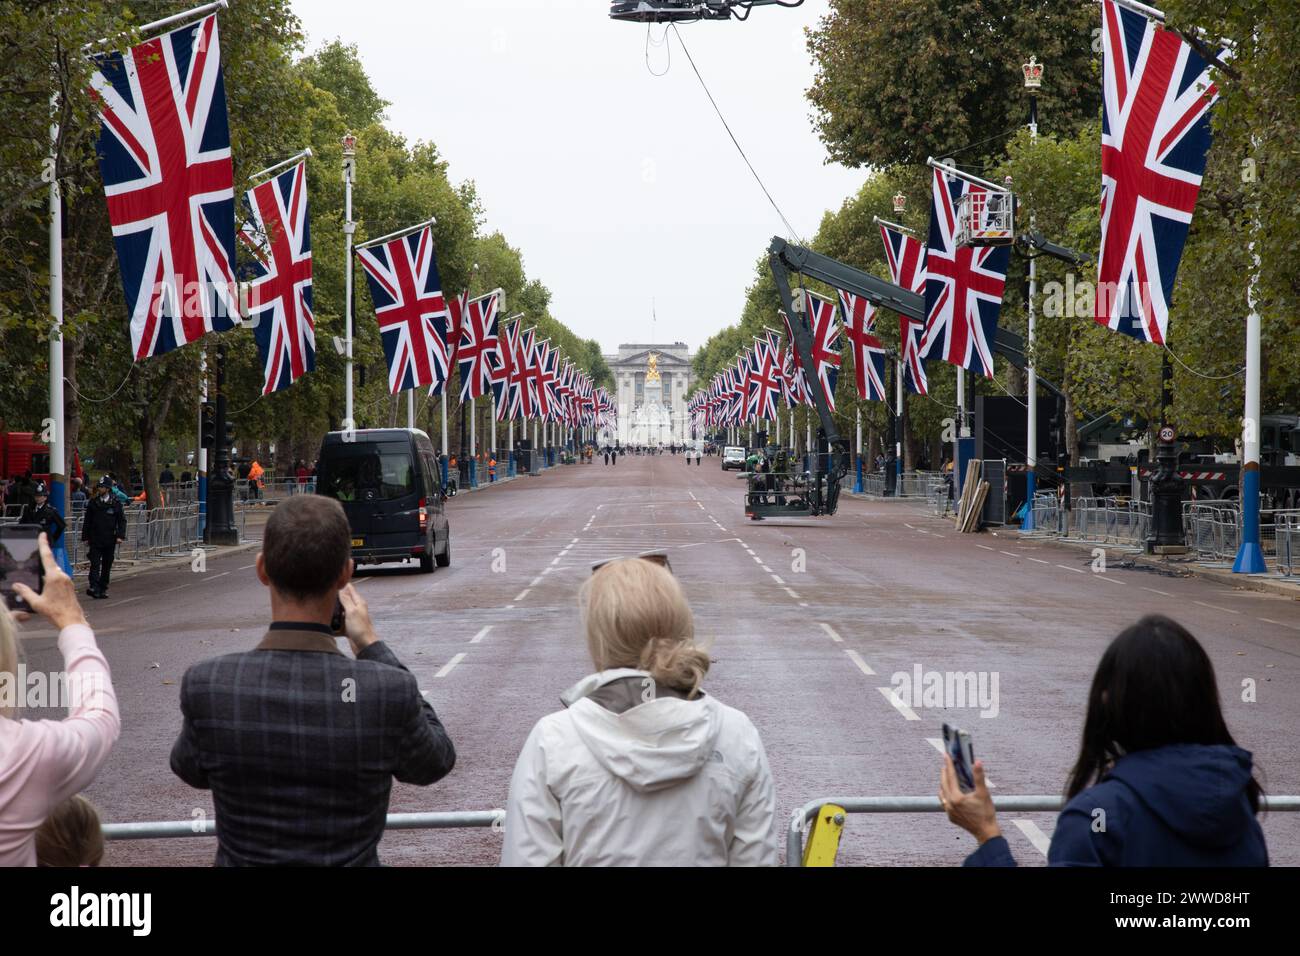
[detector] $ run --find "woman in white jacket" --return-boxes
[501,557,778,866]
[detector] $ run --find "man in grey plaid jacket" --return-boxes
[171,495,455,866]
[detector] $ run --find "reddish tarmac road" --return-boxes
[18,452,1300,866]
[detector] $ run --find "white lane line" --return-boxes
[744,548,755,555]
[915,529,931,535]
[771,574,785,585]
[1027,557,1050,565]
[819,623,843,643]
[976,544,995,551]
[1142,586,1173,597]
[504,604,514,610]
[999,551,1019,558]
[1012,820,1052,857]
[238,563,257,570]
[435,653,466,678]
[784,588,802,599]
[1260,617,1300,631]
[752,556,763,564]
[195,570,232,584]
[514,589,531,602]
[925,738,996,788]
[529,576,543,587]
[1093,575,1126,586]
[106,596,144,607]
[1056,564,1086,574]
[469,626,492,644]
[1194,600,1239,615]
[844,648,875,676]
[761,565,773,573]
[549,557,561,566]
[160,582,194,593]
[799,602,810,607]
[570,538,580,544]
[878,686,920,721]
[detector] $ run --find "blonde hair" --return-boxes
[36,794,104,867]
[580,558,710,698]
[0,610,17,720]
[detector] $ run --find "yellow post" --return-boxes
[801,804,846,867]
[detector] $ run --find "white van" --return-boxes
[722,446,747,471]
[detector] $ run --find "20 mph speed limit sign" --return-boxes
[1159,426,1176,443]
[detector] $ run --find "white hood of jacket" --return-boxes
[560,668,724,793]
[501,669,778,867]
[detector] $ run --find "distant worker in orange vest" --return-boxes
[248,459,264,500]
[489,457,497,483]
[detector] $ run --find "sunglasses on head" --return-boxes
[591,552,672,575]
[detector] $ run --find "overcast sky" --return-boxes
[289,0,866,355]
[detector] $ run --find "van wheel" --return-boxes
[419,551,435,573]
[436,535,451,568]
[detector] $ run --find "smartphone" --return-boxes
[942,722,976,793]
[330,598,345,634]
[0,524,45,612]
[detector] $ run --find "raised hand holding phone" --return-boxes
[11,533,86,631]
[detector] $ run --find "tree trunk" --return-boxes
[1065,391,1080,467]
[136,370,181,508]
[903,400,919,470]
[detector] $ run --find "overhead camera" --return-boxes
[609,1,800,24]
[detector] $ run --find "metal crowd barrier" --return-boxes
[786,794,1300,866]
[104,810,504,842]
[1063,496,1148,548]
[1281,512,1300,577]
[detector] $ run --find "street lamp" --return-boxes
[342,133,357,431]
[1021,56,1040,530]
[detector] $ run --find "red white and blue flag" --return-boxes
[837,290,888,402]
[356,224,451,394]
[778,309,810,408]
[239,160,313,395]
[803,290,842,413]
[746,338,781,422]
[89,13,240,361]
[879,222,929,394]
[1096,0,1223,344]
[537,340,560,421]
[919,167,1010,378]
[494,321,519,420]
[456,291,500,401]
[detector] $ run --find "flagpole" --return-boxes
[1023,56,1041,531]
[48,88,69,572]
[407,390,414,429]
[85,0,228,50]
[1234,174,1265,573]
[343,134,356,430]
[198,350,208,537]
[469,396,476,486]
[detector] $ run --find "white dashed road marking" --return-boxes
[1056,564,1086,574]
[878,686,920,721]
[469,626,492,644]
[819,623,843,643]
[1012,820,1052,857]
[514,589,531,602]
[844,648,875,676]
[435,653,466,678]
[1194,600,1239,615]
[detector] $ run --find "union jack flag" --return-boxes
[778,310,810,407]
[746,340,781,423]
[1096,0,1223,344]
[837,290,888,402]
[919,168,1010,378]
[457,291,500,401]
[803,290,842,413]
[239,160,313,395]
[355,225,451,394]
[879,222,929,394]
[536,340,560,421]
[514,327,541,419]
[89,13,239,361]
[494,321,519,420]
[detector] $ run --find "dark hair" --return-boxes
[262,495,350,601]
[1066,615,1260,812]
[36,795,104,867]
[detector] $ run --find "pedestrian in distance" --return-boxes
[0,533,120,866]
[69,478,87,507]
[604,449,610,466]
[170,494,455,866]
[940,614,1268,867]
[82,477,126,600]
[501,557,778,866]
[611,446,618,466]
[20,481,66,546]
[489,456,497,482]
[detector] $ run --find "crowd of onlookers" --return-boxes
[0,493,1272,866]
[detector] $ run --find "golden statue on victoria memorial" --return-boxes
[645,351,660,384]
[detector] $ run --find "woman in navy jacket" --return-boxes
[941,614,1268,866]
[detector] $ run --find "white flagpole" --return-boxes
[406,390,414,429]
[469,395,476,477]
[48,89,67,570]
[343,134,356,429]
[440,391,448,456]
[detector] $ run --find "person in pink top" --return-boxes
[0,533,120,866]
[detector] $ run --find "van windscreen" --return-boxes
[320,444,416,501]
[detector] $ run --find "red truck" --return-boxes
[1,433,51,483]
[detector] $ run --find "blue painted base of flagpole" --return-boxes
[441,457,450,488]
[1233,468,1267,574]
[1022,470,1036,531]
[508,457,516,479]
[853,455,863,493]
[50,477,72,574]
[469,460,478,489]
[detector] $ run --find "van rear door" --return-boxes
[318,440,420,549]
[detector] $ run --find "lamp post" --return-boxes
[1023,55,1041,530]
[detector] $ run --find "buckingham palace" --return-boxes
[603,342,695,447]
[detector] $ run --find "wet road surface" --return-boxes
[19,452,1300,865]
